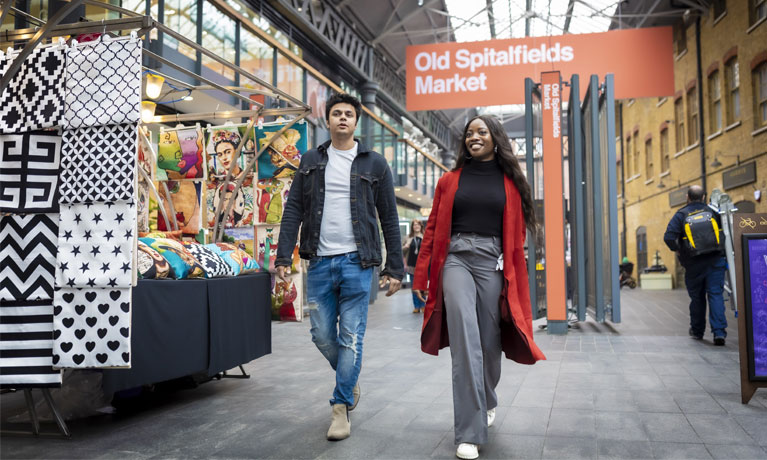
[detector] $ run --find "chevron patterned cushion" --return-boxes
[182,242,234,278]
[0,214,58,301]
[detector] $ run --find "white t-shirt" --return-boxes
[317,142,358,256]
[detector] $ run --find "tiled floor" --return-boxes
[2,288,767,459]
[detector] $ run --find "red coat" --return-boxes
[413,169,546,365]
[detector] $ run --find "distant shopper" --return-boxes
[275,93,404,441]
[403,219,425,313]
[663,185,727,345]
[412,115,546,460]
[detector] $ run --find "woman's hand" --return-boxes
[414,290,428,303]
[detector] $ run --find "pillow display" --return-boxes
[182,242,234,278]
[139,237,204,279]
[136,240,171,279]
[139,230,183,241]
[204,243,259,276]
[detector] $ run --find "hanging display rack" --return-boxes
[0,0,311,243]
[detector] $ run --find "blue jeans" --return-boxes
[306,252,373,406]
[685,257,727,338]
[412,291,425,310]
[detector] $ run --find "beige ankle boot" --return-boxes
[326,404,351,440]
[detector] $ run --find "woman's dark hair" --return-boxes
[453,115,537,233]
[408,219,424,238]
[325,93,362,123]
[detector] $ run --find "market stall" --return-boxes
[0,0,312,436]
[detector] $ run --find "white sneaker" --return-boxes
[487,408,496,427]
[456,443,479,460]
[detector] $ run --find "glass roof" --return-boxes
[444,0,619,43]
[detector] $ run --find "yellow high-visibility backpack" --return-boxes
[681,209,724,257]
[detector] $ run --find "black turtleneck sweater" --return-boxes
[451,158,506,237]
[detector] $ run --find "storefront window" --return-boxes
[201,2,236,81]
[85,0,121,21]
[408,145,417,188]
[240,28,273,90]
[382,132,396,170]
[163,0,198,60]
[306,73,329,128]
[277,52,304,101]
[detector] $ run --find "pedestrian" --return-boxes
[663,185,727,345]
[275,92,404,441]
[403,218,425,313]
[412,115,546,460]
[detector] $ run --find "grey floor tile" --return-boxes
[633,390,681,413]
[377,429,448,459]
[710,392,767,415]
[651,442,713,459]
[498,407,551,436]
[735,414,767,446]
[512,388,555,409]
[672,392,727,414]
[406,402,454,432]
[687,414,756,445]
[546,409,596,438]
[705,443,767,459]
[542,436,597,460]
[553,389,595,410]
[594,391,638,412]
[595,412,648,441]
[482,434,545,459]
[639,413,701,443]
[596,440,654,460]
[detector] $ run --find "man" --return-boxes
[275,93,403,440]
[664,185,727,345]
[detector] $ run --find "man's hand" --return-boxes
[275,265,289,282]
[381,275,402,297]
[414,290,428,303]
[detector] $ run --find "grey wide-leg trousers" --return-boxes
[442,233,503,445]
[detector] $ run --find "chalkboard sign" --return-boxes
[742,234,767,381]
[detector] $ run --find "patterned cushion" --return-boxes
[139,230,183,241]
[136,240,171,279]
[139,237,204,279]
[182,242,233,278]
[204,243,259,276]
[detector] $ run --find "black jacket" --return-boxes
[663,201,725,268]
[275,140,404,280]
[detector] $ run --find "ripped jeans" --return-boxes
[307,252,373,406]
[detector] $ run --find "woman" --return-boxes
[413,115,546,460]
[402,219,425,313]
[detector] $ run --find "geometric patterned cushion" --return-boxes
[183,242,234,278]
[203,243,260,276]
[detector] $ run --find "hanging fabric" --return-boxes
[0,130,62,214]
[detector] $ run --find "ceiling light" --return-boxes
[183,95,193,101]
[408,193,413,197]
[145,73,165,99]
[140,101,156,124]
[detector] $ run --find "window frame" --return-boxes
[754,61,767,128]
[645,137,654,179]
[660,128,670,173]
[708,69,722,133]
[674,97,686,152]
[725,57,741,125]
[686,85,699,145]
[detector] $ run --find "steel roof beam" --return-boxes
[563,0,575,32]
[487,0,497,38]
[372,0,440,45]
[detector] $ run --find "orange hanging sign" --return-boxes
[406,27,674,111]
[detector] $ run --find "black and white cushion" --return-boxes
[0,299,62,387]
[63,37,142,129]
[52,287,131,368]
[183,243,234,278]
[0,214,57,302]
[0,130,62,214]
[0,46,65,133]
[58,124,136,204]
[56,202,136,289]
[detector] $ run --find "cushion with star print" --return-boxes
[136,240,172,279]
[181,242,234,278]
[138,237,204,279]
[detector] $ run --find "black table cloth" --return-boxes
[101,273,271,394]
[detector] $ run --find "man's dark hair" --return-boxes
[325,93,362,122]
[687,185,705,202]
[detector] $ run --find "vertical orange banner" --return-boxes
[541,71,566,323]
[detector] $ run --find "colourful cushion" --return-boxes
[204,243,260,275]
[182,242,234,278]
[139,237,205,279]
[139,230,184,241]
[137,240,172,279]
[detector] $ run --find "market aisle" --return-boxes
[2,288,767,459]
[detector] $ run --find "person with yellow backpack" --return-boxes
[663,185,727,345]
